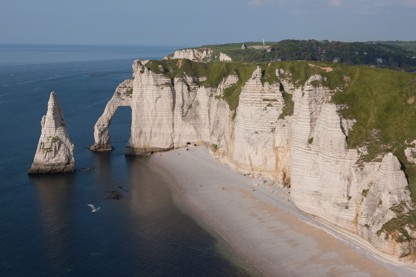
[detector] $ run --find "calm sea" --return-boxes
[0,45,251,276]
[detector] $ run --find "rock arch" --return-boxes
[90,80,133,151]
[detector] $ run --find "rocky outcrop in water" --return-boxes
[90,80,133,151]
[92,59,416,261]
[29,92,75,174]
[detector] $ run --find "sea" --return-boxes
[0,45,252,277]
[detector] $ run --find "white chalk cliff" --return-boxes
[92,60,416,261]
[165,48,213,62]
[29,92,75,174]
[219,52,232,61]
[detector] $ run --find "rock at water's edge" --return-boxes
[28,92,75,174]
[89,79,133,152]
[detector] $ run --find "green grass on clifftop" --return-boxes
[321,63,416,244]
[332,66,416,207]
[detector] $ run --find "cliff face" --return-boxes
[165,48,233,62]
[29,92,75,174]
[92,59,416,261]
[165,48,213,62]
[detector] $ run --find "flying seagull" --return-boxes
[87,204,101,213]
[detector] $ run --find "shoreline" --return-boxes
[150,146,416,276]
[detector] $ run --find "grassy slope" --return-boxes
[331,68,416,207]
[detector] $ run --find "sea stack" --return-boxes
[28,91,75,174]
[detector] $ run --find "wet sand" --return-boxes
[150,146,416,276]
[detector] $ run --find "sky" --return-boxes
[0,0,415,47]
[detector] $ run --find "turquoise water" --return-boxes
[0,45,251,276]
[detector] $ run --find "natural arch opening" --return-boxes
[109,106,132,154]
[90,79,133,152]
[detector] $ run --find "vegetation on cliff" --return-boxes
[146,59,346,112]
[329,66,416,243]
[264,62,416,207]
[146,60,416,176]
[146,59,256,112]
[145,58,416,242]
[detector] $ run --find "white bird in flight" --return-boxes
[87,204,101,212]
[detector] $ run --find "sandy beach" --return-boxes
[150,146,416,277]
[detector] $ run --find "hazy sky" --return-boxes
[1,0,415,46]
